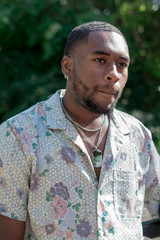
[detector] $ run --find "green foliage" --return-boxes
[0,0,160,152]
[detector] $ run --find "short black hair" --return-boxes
[64,21,126,56]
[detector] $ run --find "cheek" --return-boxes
[119,74,128,90]
[75,61,101,78]
[83,68,103,85]
[74,67,97,85]
[121,71,128,84]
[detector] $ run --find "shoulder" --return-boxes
[0,101,44,132]
[0,90,62,153]
[4,90,61,129]
[0,100,47,153]
[0,91,58,133]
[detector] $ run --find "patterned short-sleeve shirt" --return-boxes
[0,90,160,240]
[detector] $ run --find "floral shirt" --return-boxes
[0,90,159,240]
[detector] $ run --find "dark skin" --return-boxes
[0,30,159,238]
[0,215,25,239]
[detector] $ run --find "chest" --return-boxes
[94,167,101,181]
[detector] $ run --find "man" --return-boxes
[0,21,159,240]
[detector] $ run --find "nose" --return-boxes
[104,64,120,82]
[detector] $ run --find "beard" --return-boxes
[71,69,121,115]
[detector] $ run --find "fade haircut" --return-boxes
[64,21,126,56]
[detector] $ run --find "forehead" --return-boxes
[72,30,129,59]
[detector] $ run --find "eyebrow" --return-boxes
[93,50,110,56]
[92,50,130,62]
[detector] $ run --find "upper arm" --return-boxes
[145,139,160,218]
[0,121,30,237]
[0,214,25,240]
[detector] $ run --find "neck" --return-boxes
[63,92,105,128]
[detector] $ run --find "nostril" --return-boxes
[107,76,112,80]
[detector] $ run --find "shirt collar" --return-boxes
[110,109,130,135]
[46,89,130,135]
[46,89,67,130]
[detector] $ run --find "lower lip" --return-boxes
[98,91,115,96]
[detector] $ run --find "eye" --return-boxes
[94,58,105,63]
[118,62,128,68]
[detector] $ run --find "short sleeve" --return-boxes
[0,120,31,221]
[144,138,160,219]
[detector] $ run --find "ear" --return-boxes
[61,55,72,80]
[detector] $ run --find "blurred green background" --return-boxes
[0,0,160,152]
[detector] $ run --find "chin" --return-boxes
[83,101,116,115]
[94,99,118,114]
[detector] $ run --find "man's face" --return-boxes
[65,31,130,114]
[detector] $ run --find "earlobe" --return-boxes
[61,55,72,80]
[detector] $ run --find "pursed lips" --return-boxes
[97,89,117,96]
